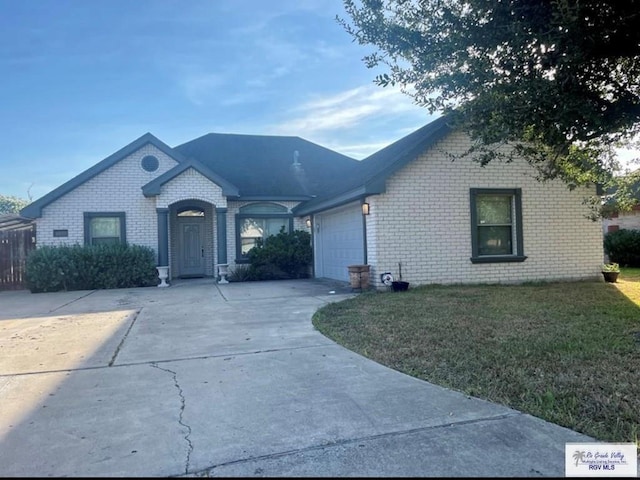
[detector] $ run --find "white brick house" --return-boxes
[602,208,640,234]
[295,117,604,288]
[22,117,604,287]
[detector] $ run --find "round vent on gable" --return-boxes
[141,155,159,172]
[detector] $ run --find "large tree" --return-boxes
[0,194,30,215]
[340,0,640,213]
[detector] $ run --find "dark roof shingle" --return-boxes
[174,133,360,198]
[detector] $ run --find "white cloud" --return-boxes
[270,84,423,136]
[325,140,393,159]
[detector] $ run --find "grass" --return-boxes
[312,268,640,445]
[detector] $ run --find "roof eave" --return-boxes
[21,133,187,218]
[142,159,240,197]
[293,185,380,216]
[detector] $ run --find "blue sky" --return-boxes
[1,0,637,202]
[0,0,437,201]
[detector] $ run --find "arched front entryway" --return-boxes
[169,199,215,278]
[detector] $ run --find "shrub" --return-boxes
[603,229,640,267]
[227,264,255,282]
[26,243,158,293]
[247,229,312,280]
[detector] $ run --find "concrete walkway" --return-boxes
[0,279,596,477]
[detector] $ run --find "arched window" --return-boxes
[236,203,292,261]
[177,207,205,217]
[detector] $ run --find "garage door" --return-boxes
[314,203,365,282]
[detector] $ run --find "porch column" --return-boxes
[157,208,169,266]
[216,208,227,264]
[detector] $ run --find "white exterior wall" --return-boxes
[366,131,604,289]
[36,144,178,250]
[155,168,226,209]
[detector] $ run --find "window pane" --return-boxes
[241,218,264,238]
[477,196,512,225]
[239,203,287,214]
[478,226,512,255]
[91,217,120,238]
[240,216,290,256]
[177,208,204,217]
[266,218,287,236]
[241,237,259,255]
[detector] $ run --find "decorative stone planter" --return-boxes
[216,264,229,284]
[156,266,170,287]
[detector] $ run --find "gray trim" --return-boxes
[83,212,126,245]
[22,133,187,218]
[469,188,526,263]
[157,208,169,266]
[293,186,368,216]
[471,255,527,264]
[361,199,368,265]
[142,158,240,197]
[141,155,159,172]
[216,208,227,264]
[239,202,288,214]
[237,195,312,202]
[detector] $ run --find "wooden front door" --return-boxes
[178,221,205,277]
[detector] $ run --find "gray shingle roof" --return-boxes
[174,133,360,198]
[20,117,453,220]
[294,116,452,215]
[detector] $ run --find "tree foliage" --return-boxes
[0,194,30,215]
[247,229,312,280]
[340,0,640,211]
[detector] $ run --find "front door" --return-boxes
[178,221,205,277]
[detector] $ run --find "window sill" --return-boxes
[470,255,527,264]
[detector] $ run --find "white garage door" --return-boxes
[314,203,365,282]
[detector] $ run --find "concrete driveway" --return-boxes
[0,278,596,477]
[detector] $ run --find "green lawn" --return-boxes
[313,268,640,445]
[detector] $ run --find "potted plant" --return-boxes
[601,262,620,283]
[391,262,410,291]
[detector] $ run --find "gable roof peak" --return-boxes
[21,132,186,218]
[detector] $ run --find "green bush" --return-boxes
[247,229,312,280]
[26,243,158,293]
[603,229,640,267]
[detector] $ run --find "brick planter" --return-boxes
[348,264,370,291]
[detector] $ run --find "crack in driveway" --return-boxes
[184,411,523,477]
[151,363,194,475]
[108,308,141,367]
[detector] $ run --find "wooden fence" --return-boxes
[0,225,36,290]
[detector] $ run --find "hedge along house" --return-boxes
[294,116,604,289]
[20,132,359,282]
[21,116,604,288]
